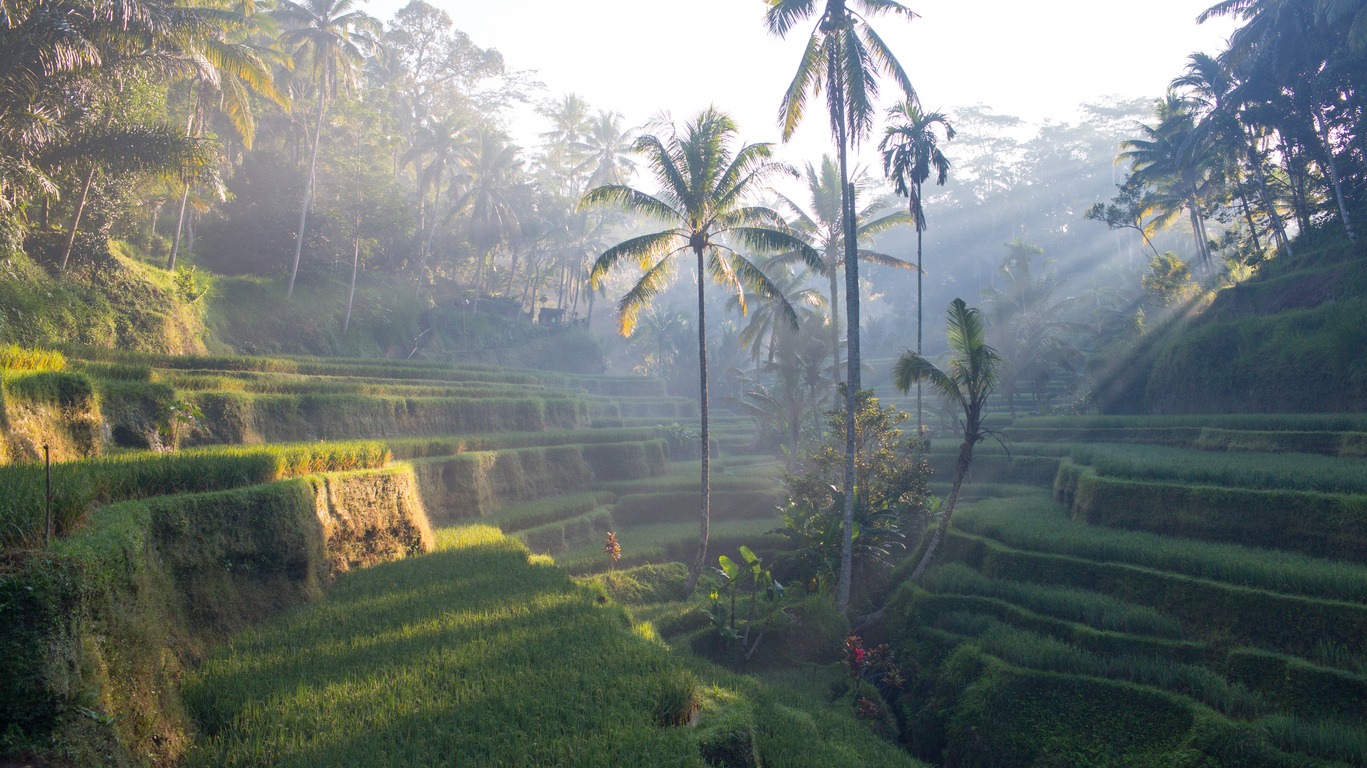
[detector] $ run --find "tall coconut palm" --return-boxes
[573,110,639,191]
[275,0,378,298]
[404,112,468,292]
[765,0,917,614]
[893,298,1002,581]
[1120,95,1218,268]
[880,100,953,431]
[583,107,820,593]
[768,156,913,401]
[449,128,523,313]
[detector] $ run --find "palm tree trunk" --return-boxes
[910,428,975,581]
[343,218,360,335]
[288,89,327,299]
[168,186,190,271]
[1314,106,1358,242]
[59,166,98,272]
[1246,131,1293,258]
[1234,176,1262,253]
[833,43,859,616]
[682,244,712,596]
[915,201,924,433]
[828,257,841,396]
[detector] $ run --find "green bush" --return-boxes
[577,562,690,604]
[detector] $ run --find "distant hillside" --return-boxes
[1095,229,1367,414]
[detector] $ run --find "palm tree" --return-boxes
[167,21,290,271]
[880,100,954,431]
[583,108,819,594]
[893,298,1002,581]
[765,0,917,614]
[769,156,913,400]
[1120,94,1218,268]
[404,112,468,291]
[573,110,639,191]
[449,129,523,312]
[275,0,378,298]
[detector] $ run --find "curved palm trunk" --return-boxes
[910,419,977,581]
[288,89,327,299]
[1246,131,1293,258]
[683,244,712,596]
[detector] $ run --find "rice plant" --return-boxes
[922,563,1183,638]
[955,493,1367,603]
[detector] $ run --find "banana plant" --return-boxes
[705,545,785,661]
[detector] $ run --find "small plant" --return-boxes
[173,266,208,303]
[154,398,204,450]
[704,545,785,662]
[842,633,906,701]
[604,531,621,570]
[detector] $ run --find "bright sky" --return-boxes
[369,0,1239,169]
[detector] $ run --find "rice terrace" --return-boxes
[3,0,1367,765]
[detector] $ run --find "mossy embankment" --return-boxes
[0,464,432,766]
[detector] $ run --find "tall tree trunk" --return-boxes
[1247,130,1293,258]
[288,89,327,298]
[1314,106,1358,242]
[833,41,859,616]
[60,166,98,272]
[343,217,360,335]
[828,255,841,400]
[915,193,924,433]
[472,251,487,315]
[1234,176,1262,253]
[168,93,200,272]
[168,186,190,270]
[682,244,711,596]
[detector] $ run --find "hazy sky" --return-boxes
[372,0,1239,167]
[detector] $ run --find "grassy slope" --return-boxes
[185,525,923,768]
[1095,233,1367,414]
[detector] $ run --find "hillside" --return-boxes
[1095,230,1367,414]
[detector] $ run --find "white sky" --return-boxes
[368,0,1239,169]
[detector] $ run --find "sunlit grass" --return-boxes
[183,526,705,767]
